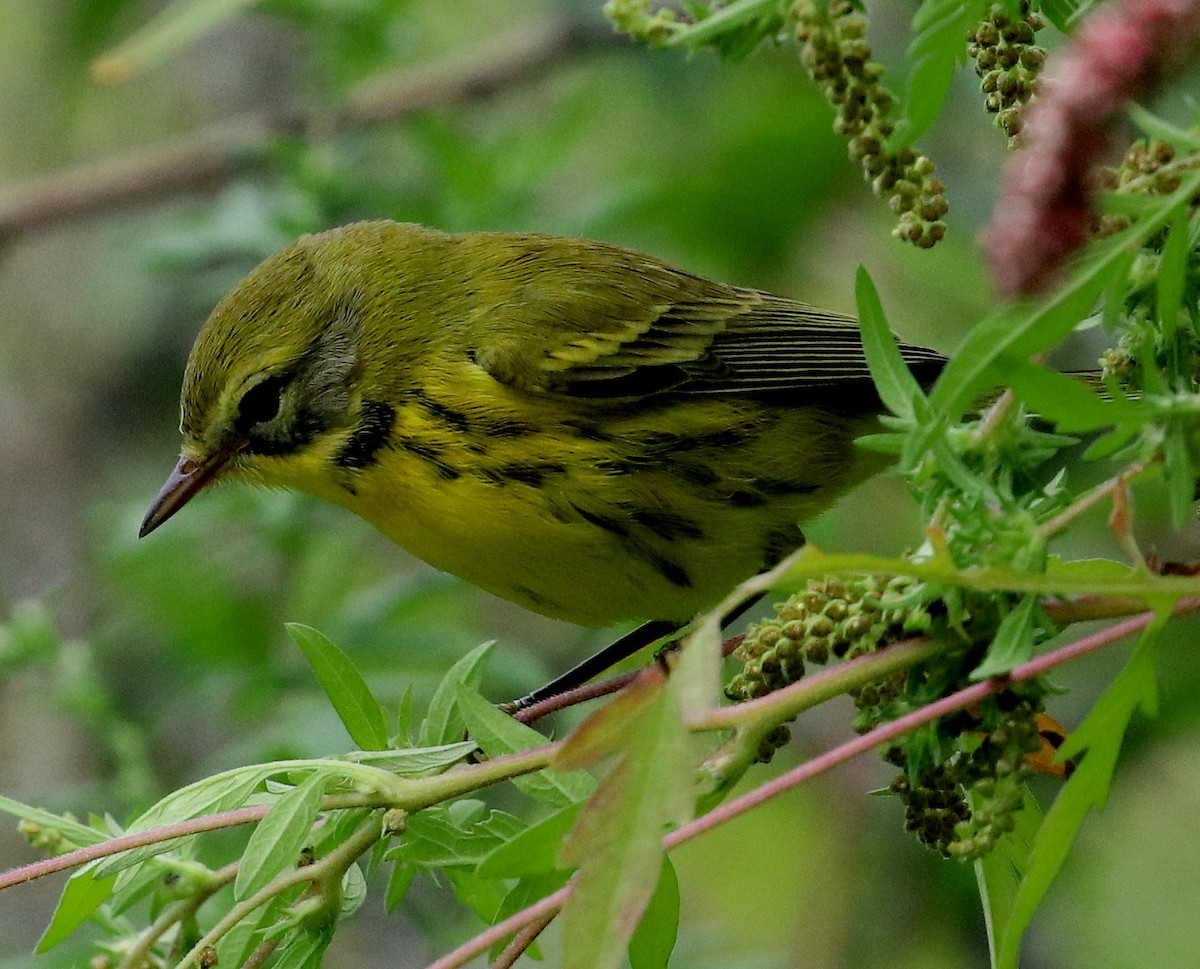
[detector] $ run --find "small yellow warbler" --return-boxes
[142,221,945,627]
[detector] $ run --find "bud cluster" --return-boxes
[726,575,932,761]
[793,0,948,248]
[967,3,1047,144]
[888,698,1044,859]
[603,0,681,46]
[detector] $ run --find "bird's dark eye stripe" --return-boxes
[236,373,289,430]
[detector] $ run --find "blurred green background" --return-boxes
[2,1,1200,967]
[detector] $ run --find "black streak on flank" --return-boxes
[334,400,396,470]
[414,390,473,433]
[655,555,692,588]
[399,437,462,480]
[477,462,568,488]
[573,503,630,538]
[633,509,704,541]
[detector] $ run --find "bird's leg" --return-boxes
[502,593,767,715]
[500,619,678,715]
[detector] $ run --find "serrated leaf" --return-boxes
[419,641,493,747]
[286,623,388,751]
[36,868,116,952]
[456,686,594,807]
[559,674,694,969]
[235,773,325,901]
[628,857,680,969]
[856,266,922,419]
[477,802,583,879]
[994,617,1163,969]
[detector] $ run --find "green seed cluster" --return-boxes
[1093,138,1198,239]
[603,0,681,46]
[793,0,948,248]
[888,700,1043,859]
[726,575,932,761]
[967,3,1047,144]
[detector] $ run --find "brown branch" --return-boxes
[0,18,620,240]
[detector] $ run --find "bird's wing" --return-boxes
[472,256,945,404]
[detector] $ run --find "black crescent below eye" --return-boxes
[236,374,288,431]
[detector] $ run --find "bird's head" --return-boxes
[140,223,415,537]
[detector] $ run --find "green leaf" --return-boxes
[235,773,325,901]
[215,901,281,968]
[855,266,921,419]
[340,741,477,775]
[286,623,389,751]
[899,0,985,143]
[386,805,526,869]
[340,862,368,918]
[666,0,783,48]
[559,674,694,969]
[926,166,1200,434]
[971,594,1039,680]
[446,867,506,923]
[0,797,108,846]
[273,928,331,969]
[1039,0,1079,30]
[1157,210,1190,343]
[457,685,594,807]
[1164,423,1196,528]
[975,793,1044,968]
[1003,361,1142,432]
[36,867,116,952]
[1128,104,1200,152]
[994,617,1164,969]
[477,802,583,879]
[96,766,272,877]
[419,641,494,747]
[629,857,680,969]
[384,862,416,912]
[489,871,572,962]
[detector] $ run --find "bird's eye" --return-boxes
[236,374,288,430]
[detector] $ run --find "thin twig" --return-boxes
[0,19,618,239]
[116,861,239,969]
[490,907,558,969]
[515,634,745,725]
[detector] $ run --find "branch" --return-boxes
[426,599,1200,969]
[0,18,620,240]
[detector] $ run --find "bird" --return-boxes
[141,220,945,650]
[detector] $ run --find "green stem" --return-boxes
[176,814,384,968]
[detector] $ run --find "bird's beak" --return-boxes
[139,450,232,538]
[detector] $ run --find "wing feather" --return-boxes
[468,236,945,404]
